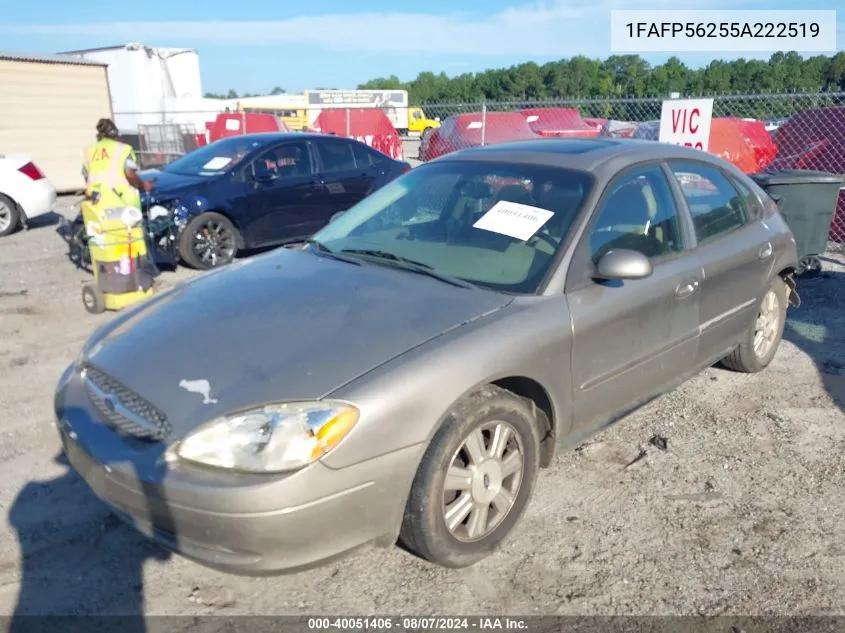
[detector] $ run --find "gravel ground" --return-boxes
[0,195,843,619]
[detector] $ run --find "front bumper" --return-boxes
[55,371,422,575]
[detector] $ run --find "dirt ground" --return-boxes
[0,195,843,619]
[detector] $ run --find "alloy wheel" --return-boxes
[0,200,12,233]
[442,421,525,542]
[191,219,236,267]
[754,289,780,359]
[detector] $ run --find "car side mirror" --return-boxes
[253,162,278,182]
[594,249,653,280]
[329,211,346,223]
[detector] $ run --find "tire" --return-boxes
[399,384,541,568]
[721,276,788,373]
[81,284,106,314]
[178,212,240,270]
[0,194,21,237]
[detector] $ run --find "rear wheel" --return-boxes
[0,194,21,237]
[178,212,239,270]
[721,276,788,373]
[399,385,541,568]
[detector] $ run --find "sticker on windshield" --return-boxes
[473,200,554,241]
[203,157,232,170]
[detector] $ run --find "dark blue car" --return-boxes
[142,133,411,270]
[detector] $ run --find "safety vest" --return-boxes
[83,138,141,209]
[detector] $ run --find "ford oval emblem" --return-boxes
[103,396,117,412]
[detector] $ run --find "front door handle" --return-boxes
[675,279,699,299]
[758,242,773,259]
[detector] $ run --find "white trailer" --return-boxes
[61,43,204,134]
[304,90,409,133]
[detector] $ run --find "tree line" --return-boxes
[204,86,339,99]
[357,52,845,104]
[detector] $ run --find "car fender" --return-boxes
[171,195,245,249]
[766,217,800,307]
[322,296,574,472]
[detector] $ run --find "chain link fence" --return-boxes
[417,92,845,247]
[115,91,845,246]
[115,108,419,168]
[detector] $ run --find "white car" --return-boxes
[0,154,57,236]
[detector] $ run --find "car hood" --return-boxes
[143,169,209,198]
[80,249,512,437]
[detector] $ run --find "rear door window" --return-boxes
[668,161,749,244]
[351,143,385,168]
[315,139,356,174]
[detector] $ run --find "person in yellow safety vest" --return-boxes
[82,118,153,209]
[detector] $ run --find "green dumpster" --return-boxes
[750,170,845,276]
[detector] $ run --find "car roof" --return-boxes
[221,132,352,144]
[437,138,734,173]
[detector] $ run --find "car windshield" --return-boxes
[310,160,594,294]
[162,136,266,177]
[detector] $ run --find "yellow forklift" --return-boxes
[76,190,157,314]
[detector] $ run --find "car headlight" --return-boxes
[175,401,359,473]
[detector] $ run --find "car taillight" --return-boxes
[19,162,44,181]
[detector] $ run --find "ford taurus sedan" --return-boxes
[54,138,800,575]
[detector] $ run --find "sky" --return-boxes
[0,0,842,95]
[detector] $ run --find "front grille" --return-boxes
[82,364,171,441]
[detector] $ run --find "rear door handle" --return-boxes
[758,242,773,259]
[675,280,699,299]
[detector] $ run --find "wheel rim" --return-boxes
[83,290,96,310]
[753,289,780,358]
[0,201,12,232]
[442,421,525,543]
[191,219,235,266]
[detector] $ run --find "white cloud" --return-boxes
[0,0,788,57]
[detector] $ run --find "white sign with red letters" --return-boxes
[658,98,713,151]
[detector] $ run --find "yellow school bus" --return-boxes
[236,91,441,136]
[235,95,310,131]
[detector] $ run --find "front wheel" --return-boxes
[721,276,788,373]
[178,212,239,270]
[399,385,541,568]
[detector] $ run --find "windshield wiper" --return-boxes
[303,239,362,265]
[340,248,476,289]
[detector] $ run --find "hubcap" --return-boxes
[0,201,12,232]
[442,421,524,542]
[192,220,235,266]
[754,289,780,358]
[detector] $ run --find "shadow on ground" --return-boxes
[8,452,170,632]
[782,261,845,412]
[24,212,63,230]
